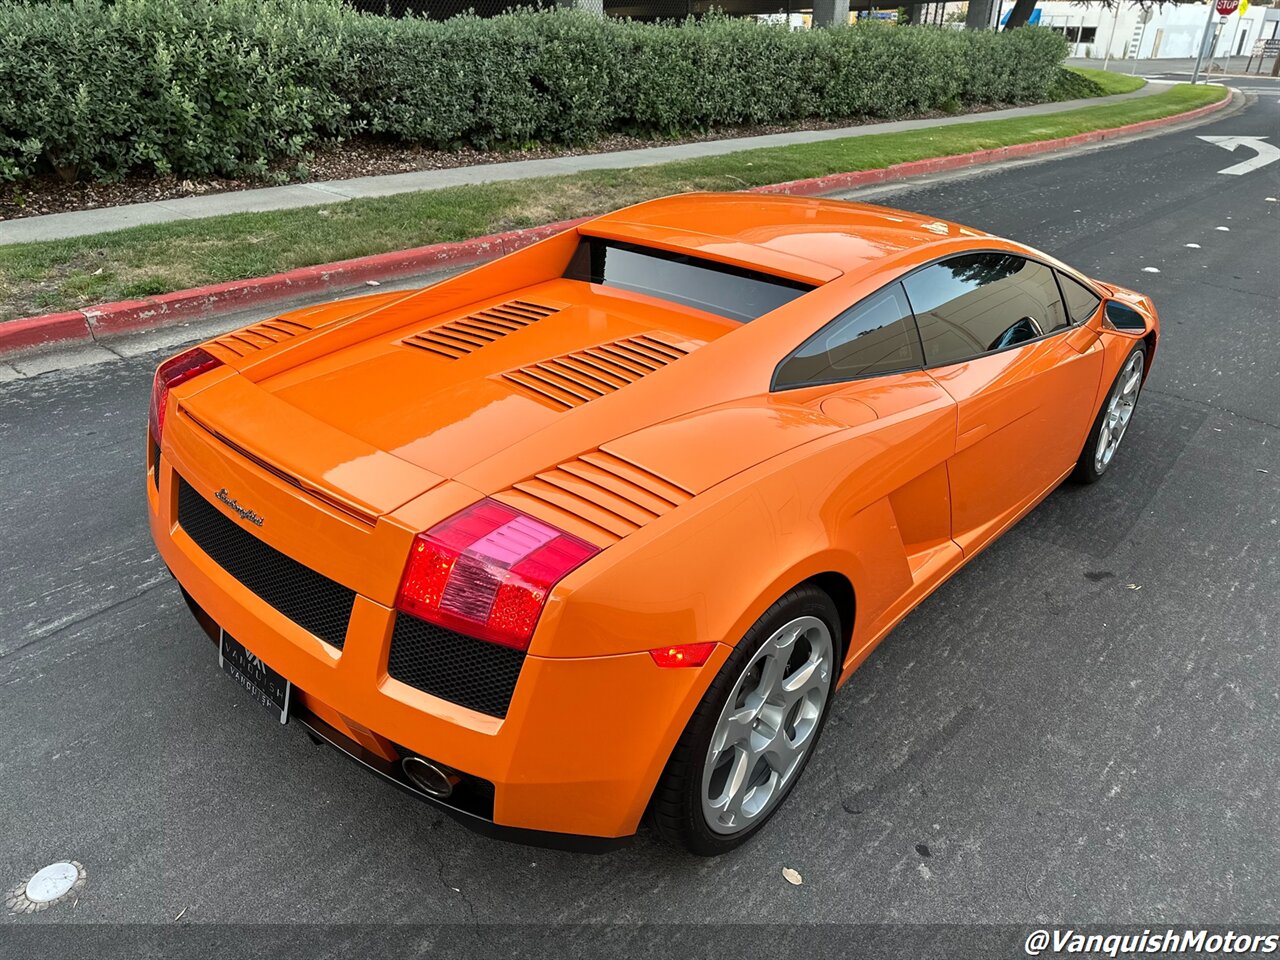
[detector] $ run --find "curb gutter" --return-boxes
[0,93,1231,359]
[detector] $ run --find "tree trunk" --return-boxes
[812,0,851,28]
[965,0,996,30]
[1003,0,1037,29]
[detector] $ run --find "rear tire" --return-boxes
[650,585,840,856]
[1073,343,1147,485]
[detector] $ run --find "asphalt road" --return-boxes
[2,88,1278,941]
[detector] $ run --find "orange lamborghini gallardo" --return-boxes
[147,194,1158,854]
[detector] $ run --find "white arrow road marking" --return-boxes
[1197,136,1280,175]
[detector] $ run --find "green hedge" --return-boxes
[0,1,1068,184]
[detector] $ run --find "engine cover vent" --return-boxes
[500,333,702,410]
[402,300,560,359]
[210,318,314,358]
[498,449,693,542]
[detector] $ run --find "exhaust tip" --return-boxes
[401,755,456,798]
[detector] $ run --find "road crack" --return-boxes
[0,575,172,664]
[436,859,482,936]
[1146,388,1280,432]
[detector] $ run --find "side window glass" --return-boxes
[773,283,922,389]
[1058,271,1103,324]
[903,254,1070,367]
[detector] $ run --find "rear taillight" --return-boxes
[395,499,599,651]
[148,347,223,445]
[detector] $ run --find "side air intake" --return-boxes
[402,300,560,359]
[500,333,703,410]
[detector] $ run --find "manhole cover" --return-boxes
[6,861,86,914]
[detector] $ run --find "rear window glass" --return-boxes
[565,238,813,323]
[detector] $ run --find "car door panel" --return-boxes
[930,332,1103,551]
[902,252,1106,555]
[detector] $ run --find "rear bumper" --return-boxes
[298,709,631,853]
[178,586,628,854]
[149,443,724,846]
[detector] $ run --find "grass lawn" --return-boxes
[1067,66,1148,97]
[0,82,1223,322]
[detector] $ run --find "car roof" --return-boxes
[586,192,992,283]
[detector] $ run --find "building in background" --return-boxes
[345,0,1280,53]
[1006,1,1280,61]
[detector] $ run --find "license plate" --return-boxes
[219,630,291,725]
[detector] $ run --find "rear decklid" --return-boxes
[177,374,445,523]
[223,278,739,482]
[178,209,858,530]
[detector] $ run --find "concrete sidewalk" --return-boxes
[0,84,1170,247]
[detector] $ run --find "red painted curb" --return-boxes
[1,93,1231,359]
[0,311,91,355]
[753,95,1230,199]
[81,215,593,339]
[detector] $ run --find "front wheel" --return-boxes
[1073,343,1146,484]
[650,586,840,855]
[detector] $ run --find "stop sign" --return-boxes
[1216,0,1239,14]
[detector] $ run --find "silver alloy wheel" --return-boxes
[701,615,834,836]
[1095,350,1144,474]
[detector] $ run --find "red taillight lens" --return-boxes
[649,642,717,668]
[395,499,599,651]
[148,347,222,444]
